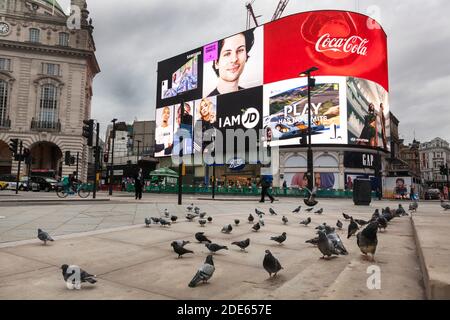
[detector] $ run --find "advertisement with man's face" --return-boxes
[264,10,389,91]
[155,105,174,157]
[263,76,347,146]
[284,172,339,189]
[384,177,413,200]
[347,77,390,151]
[203,27,263,98]
[157,48,203,108]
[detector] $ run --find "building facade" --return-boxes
[0,0,99,180]
[420,137,450,186]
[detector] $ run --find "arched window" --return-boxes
[39,84,58,123]
[0,80,8,127]
[29,28,40,43]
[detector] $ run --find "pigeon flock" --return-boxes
[36,195,432,291]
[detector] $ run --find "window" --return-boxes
[0,80,8,124]
[42,63,60,76]
[39,84,58,123]
[0,58,11,71]
[29,28,40,43]
[58,32,69,46]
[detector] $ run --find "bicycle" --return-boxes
[56,181,91,199]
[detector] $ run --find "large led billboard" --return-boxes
[155,10,390,158]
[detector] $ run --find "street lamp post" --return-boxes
[109,118,117,196]
[299,67,319,192]
[178,101,185,205]
[136,140,141,165]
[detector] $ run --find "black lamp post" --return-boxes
[299,67,319,192]
[178,101,184,205]
[109,118,117,196]
[136,140,141,165]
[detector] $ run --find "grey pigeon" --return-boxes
[144,218,151,227]
[255,208,265,216]
[186,213,196,221]
[336,220,343,230]
[171,242,194,258]
[207,216,213,223]
[188,255,215,288]
[326,229,348,255]
[259,216,265,226]
[221,224,233,234]
[370,209,381,222]
[61,264,96,290]
[396,204,407,216]
[342,213,351,220]
[409,201,418,212]
[195,232,211,243]
[38,229,54,245]
[234,219,240,226]
[173,240,190,247]
[187,203,194,212]
[151,217,161,224]
[355,219,368,227]
[357,222,379,261]
[164,209,170,218]
[305,208,314,212]
[263,250,283,277]
[317,230,340,259]
[269,208,277,216]
[314,208,323,215]
[382,207,394,222]
[304,191,318,207]
[171,215,178,223]
[377,216,388,232]
[160,218,171,227]
[347,217,359,239]
[282,216,288,225]
[199,219,207,227]
[194,207,200,214]
[300,217,311,226]
[199,212,207,219]
[324,225,336,235]
[248,214,254,223]
[316,223,327,231]
[205,243,228,254]
[231,238,250,251]
[252,222,261,232]
[440,200,450,210]
[270,232,287,245]
[292,206,301,213]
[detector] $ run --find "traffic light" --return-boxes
[308,77,316,88]
[23,148,31,165]
[65,151,71,166]
[103,152,109,163]
[82,119,94,147]
[9,139,18,156]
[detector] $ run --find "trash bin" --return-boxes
[353,179,372,206]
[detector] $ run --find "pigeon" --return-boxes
[357,222,379,261]
[207,216,213,223]
[336,220,343,230]
[409,201,418,213]
[205,243,228,254]
[396,204,407,216]
[171,242,194,258]
[377,216,388,232]
[270,232,287,245]
[199,219,207,227]
[199,212,207,219]
[314,208,323,215]
[300,217,311,226]
[186,213,196,221]
[151,217,161,224]
[324,225,336,235]
[355,219,369,227]
[221,224,233,234]
[347,217,359,239]
[61,264,97,290]
[259,216,265,227]
[305,208,314,212]
[195,232,211,243]
[231,238,250,252]
[37,229,54,245]
[440,200,450,210]
[305,237,319,246]
[234,219,240,226]
[255,208,265,216]
[382,207,394,222]
[144,218,152,227]
[194,207,200,214]
[171,215,178,223]
[317,230,341,259]
[263,250,283,277]
[292,206,302,214]
[282,216,288,225]
[370,209,381,222]
[159,218,171,227]
[326,229,348,255]
[187,203,194,212]
[173,240,190,247]
[304,188,319,207]
[269,208,277,216]
[342,213,351,220]
[164,209,170,218]
[315,223,327,231]
[248,214,254,223]
[188,255,215,288]
[252,222,261,232]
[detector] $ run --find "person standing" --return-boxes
[134,168,143,200]
[259,176,275,203]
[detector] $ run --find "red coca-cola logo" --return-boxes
[315,33,369,57]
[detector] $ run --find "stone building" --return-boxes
[420,137,450,185]
[0,0,99,180]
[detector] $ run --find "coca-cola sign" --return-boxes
[315,33,369,56]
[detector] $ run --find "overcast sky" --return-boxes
[59,0,450,144]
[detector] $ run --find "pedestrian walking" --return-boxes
[134,168,143,200]
[259,176,275,203]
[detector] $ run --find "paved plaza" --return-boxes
[1,193,448,300]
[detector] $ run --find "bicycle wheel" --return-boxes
[78,185,91,198]
[56,186,69,198]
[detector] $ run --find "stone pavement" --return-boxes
[1,196,439,300]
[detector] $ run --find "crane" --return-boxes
[246,0,261,29]
[271,0,290,21]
